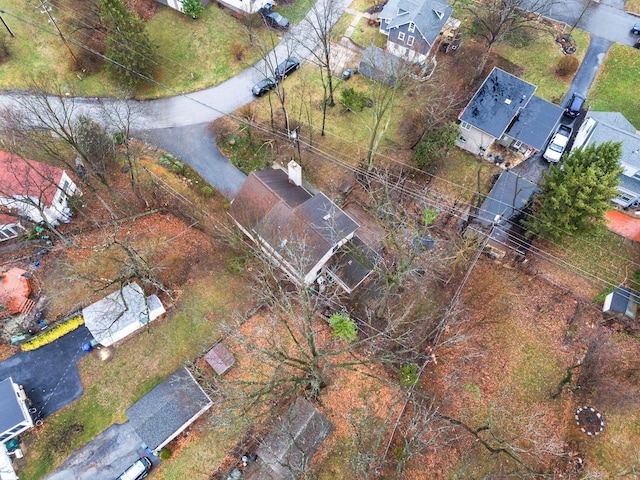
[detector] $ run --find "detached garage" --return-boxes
[82,282,165,347]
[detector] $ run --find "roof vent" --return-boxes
[323,213,332,221]
[504,98,512,105]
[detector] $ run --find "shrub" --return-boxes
[230,42,245,62]
[159,448,172,460]
[399,363,419,387]
[556,55,579,77]
[22,316,85,351]
[182,0,203,19]
[328,312,357,342]
[200,185,215,198]
[340,87,369,112]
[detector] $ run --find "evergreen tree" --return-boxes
[523,141,623,242]
[100,0,157,90]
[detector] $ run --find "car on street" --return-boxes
[274,57,300,80]
[564,92,586,118]
[634,39,640,49]
[543,124,573,163]
[252,76,277,96]
[259,7,290,30]
[116,456,152,480]
[632,23,640,35]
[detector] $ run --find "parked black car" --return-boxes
[274,57,300,79]
[632,23,640,34]
[634,39,640,49]
[564,92,586,118]
[259,7,290,30]
[252,76,277,96]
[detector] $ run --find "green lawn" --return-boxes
[588,43,640,128]
[626,0,640,13]
[495,28,590,103]
[350,18,387,48]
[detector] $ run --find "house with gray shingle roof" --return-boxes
[229,162,373,293]
[0,377,33,444]
[456,68,563,157]
[570,111,640,209]
[125,367,212,454]
[243,397,333,480]
[379,0,452,64]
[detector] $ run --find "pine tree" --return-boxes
[100,0,157,90]
[523,141,623,242]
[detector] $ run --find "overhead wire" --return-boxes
[3,3,640,290]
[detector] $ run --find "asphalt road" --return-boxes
[0,326,91,419]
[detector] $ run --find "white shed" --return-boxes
[82,282,165,347]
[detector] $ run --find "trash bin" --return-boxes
[342,69,352,81]
[5,439,19,452]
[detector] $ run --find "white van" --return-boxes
[116,456,152,480]
[570,118,597,154]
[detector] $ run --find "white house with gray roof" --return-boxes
[456,68,563,157]
[570,111,640,209]
[378,0,452,64]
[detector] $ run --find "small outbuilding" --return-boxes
[204,343,235,375]
[603,286,638,321]
[125,367,213,454]
[0,377,34,444]
[244,397,334,479]
[82,282,165,347]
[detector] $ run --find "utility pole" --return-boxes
[37,0,78,68]
[0,11,15,37]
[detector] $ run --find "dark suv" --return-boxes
[274,57,300,80]
[564,92,586,118]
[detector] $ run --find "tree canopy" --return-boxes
[523,141,623,242]
[100,0,157,89]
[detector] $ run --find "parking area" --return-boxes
[45,421,158,480]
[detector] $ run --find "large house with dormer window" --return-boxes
[378,0,452,64]
[0,151,78,242]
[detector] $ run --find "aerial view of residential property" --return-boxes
[0,0,639,477]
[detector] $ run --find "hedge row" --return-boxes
[21,316,85,351]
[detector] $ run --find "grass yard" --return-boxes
[350,18,387,48]
[495,28,590,102]
[0,0,272,98]
[626,0,640,13]
[588,43,640,128]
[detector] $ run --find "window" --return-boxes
[61,180,69,192]
[408,22,415,33]
[407,36,415,46]
[398,32,405,42]
[460,121,471,130]
[633,171,640,180]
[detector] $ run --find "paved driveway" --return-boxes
[45,421,156,480]
[0,326,91,418]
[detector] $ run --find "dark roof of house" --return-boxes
[244,397,334,480]
[584,112,640,170]
[204,343,235,375]
[604,286,638,319]
[379,0,452,45]
[230,169,359,277]
[477,171,539,229]
[359,46,404,86]
[505,96,563,150]
[327,235,377,292]
[459,68,537,139]
[0,377,28,436]
[125,367,212,451]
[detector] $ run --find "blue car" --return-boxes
[252,76,277,96]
